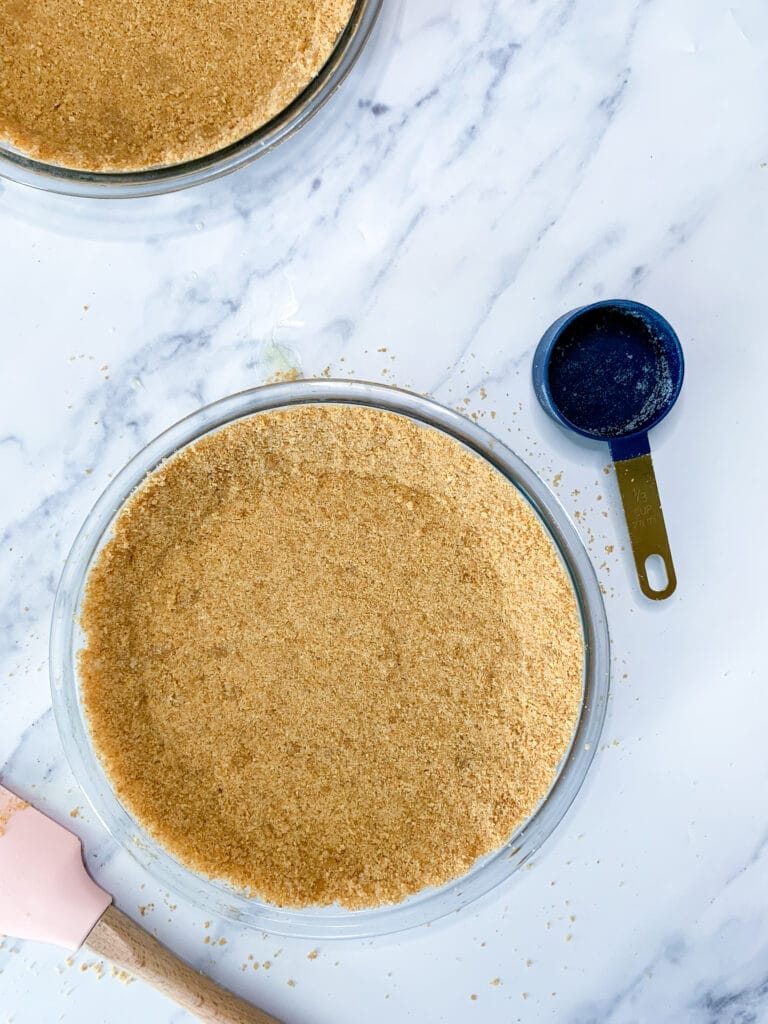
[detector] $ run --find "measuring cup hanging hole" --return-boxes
[644,553,669,594]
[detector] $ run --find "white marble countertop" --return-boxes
[2,1,768,1021]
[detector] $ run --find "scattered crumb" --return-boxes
[491,977,501,986]
[470,994,478,1002]
[138,904,153,917]
[553,472,562,487]
[287,979,296,987]
[69,807,80,818]
[307,950,318,960]
[266,368,301,385]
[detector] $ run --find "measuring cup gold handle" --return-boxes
[614,453,677,600]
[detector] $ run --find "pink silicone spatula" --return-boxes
[0,783,282,1024]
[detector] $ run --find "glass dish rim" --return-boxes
[50,379,610,939]
[0,0,381,199]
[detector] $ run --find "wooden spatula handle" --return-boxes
[84,905,283,1024]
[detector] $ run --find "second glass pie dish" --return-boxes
[0,0,382,199]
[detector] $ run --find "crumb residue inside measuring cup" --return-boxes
[547,307,674,437]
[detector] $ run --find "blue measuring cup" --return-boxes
[532,299,684,601]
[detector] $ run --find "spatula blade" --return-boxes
[0,783,111,950]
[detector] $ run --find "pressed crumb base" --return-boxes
[0,0,356,171]
[80,405,583,909]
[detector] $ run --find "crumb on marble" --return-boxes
[266,368,301,385]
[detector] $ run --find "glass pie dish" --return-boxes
[50,379,610,938]
[0,0,381,199]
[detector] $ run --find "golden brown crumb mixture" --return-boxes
[0,794,28,836]
[80,405,583,908]
[0,0,356,171]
